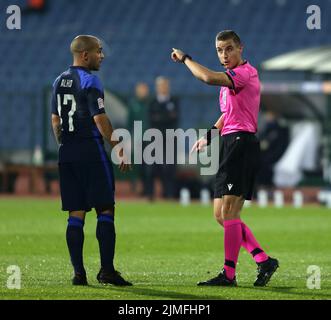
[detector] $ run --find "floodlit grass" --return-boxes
[0,198,330,300]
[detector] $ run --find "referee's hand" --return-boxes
[190,137,208,154]
[171,48,185,63]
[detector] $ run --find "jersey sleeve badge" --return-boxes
[97,97,105,110]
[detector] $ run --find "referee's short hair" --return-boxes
[216,30,241,46]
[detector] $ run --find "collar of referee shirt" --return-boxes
[223,60,247,70]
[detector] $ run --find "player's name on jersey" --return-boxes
[60,79,73,88]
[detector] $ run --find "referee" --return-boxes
[172,30,279,287]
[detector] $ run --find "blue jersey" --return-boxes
[51,66,108,163]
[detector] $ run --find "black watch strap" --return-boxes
[205,126,219,145]
[181,54,192,63]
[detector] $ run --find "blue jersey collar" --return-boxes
[70,66,92,74]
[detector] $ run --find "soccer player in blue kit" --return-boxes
[51,35,132,286]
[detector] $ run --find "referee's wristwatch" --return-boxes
[181,54,192,64]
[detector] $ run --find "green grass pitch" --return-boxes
[0,198,330,300]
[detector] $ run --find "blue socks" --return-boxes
[66,216,85,275]
[96,214,116,273]
[66,214,116,276]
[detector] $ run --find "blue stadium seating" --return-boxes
[0,0,330,151]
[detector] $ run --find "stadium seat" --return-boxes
[1,0,330,150]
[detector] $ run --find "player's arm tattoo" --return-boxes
[51,115,62,146]
[54,123,62,145]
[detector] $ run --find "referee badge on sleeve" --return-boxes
[97,98,105,109]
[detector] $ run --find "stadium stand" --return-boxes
[0,0,330,153]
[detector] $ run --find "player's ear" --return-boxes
[82,51,89,62]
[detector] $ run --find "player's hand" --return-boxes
[171,48,185,63]
[190,137,208,154]
[115,146,132,173]
[119,160,131,173]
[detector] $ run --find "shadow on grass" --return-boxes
[86,285,226,300]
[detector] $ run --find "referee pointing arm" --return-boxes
[172,30,279,287]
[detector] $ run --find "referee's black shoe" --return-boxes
[97,268,133,286]
[254,257,279,287]
[197,269,237,287]
[72,273,88,286]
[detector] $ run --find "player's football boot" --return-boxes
[72,273,88,286]
[97,268,133,286]
[254,257,279,287]
[197,269,237,287]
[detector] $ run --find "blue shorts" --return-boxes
[59,161,115,212]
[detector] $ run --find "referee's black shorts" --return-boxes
[214,131,260,200]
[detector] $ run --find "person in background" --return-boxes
[127,82,151,195]
[146,76,179,201]
[257,109,289,187]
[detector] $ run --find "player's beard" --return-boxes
[90,60,100,71]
